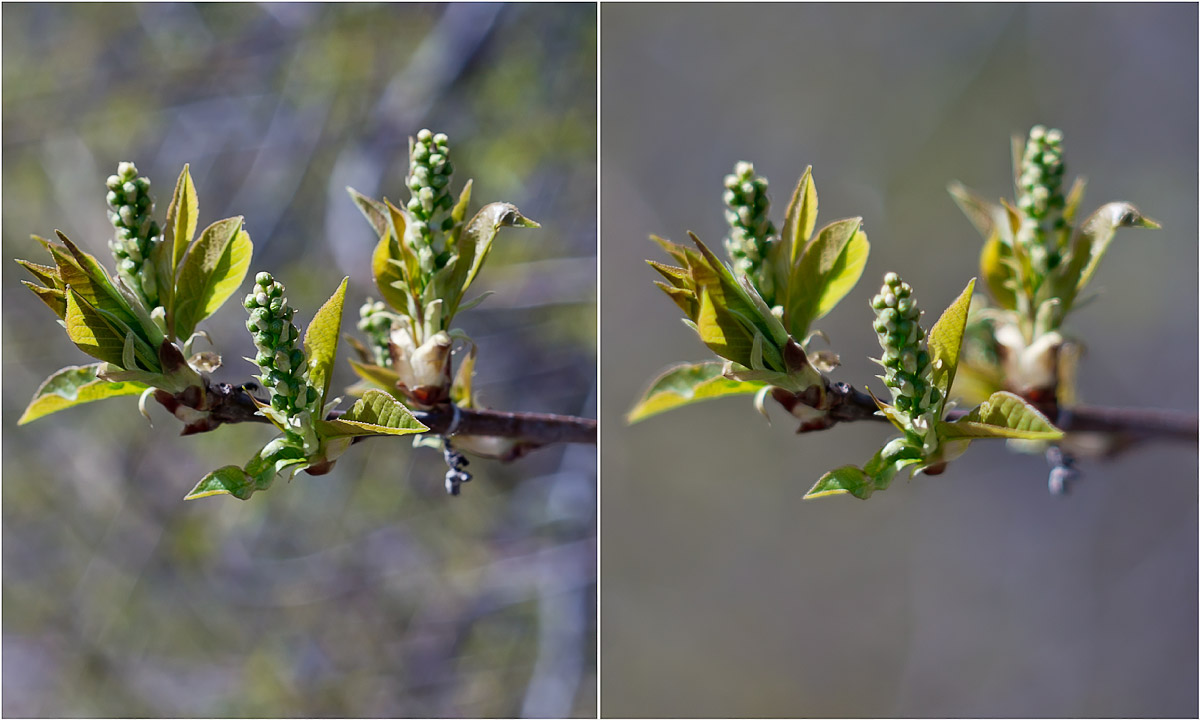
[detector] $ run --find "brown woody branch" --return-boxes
[155,377,597,449]
[774,381,1197,444]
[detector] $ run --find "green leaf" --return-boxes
[450,342,478,408]
[947,182,1005,242]
[812,226,869,320]
[805,465,873,499]
[690,233,789,354]
[927,278,976,398]
[450,202,539,315]
[786,217,863,339]
[16,258,60,288]
[172,217,249,339]
[627,362,766,423]
[348,359,403,395]
[447,179,473,243]
[185,465,254,500]
[167,164,200,271]
[303,276,349,405]
[371,230,410,311]
[979,233,1017,310]
[51,234,140,331]
[347,187,390,238]
[64,287,127,366]
[18,363,149,425]
[22,281,66,318]
[1052,202,1159,312]
[941,391,1063,440]
[318,389,428,437]
[782,166,819,268]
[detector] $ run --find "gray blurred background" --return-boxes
[601,4,1196,718]
[4,3,595,717]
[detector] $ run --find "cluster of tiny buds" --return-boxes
[243,272,318,419]
[722,161,777,300]
[407,129,456,262]
[871,272,940,420]
[105,162,162,303]
[1016,125,1067,271]
[357,298,395,367]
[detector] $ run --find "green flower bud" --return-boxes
[721,161,777,305]
[106,162,163,308]
[1016,124,1067,276]
[872,272,938,433]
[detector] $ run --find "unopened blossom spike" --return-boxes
[105,162,163,307]
[357,298,396,367]
[1015,125,1067,275]
[406,128,456,263]
[722,161,778,305]
[243,272,319,425]
[870,273,939,429]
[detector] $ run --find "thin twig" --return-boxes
[157,377,597,448]
[780,381,1197,443]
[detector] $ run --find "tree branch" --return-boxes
[779,381,1197,444]
[157,378,597,449]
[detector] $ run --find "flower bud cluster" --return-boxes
[243,272,319,425]
[722,161,777,303]
[1015,125,1067,274]
[357,298,397,367]
[105,162,163,306]
[406,129,455,271]
[871,273,940,428]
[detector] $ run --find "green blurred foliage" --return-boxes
[4,4,595,717]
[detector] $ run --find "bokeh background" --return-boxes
[4,4,595,717]
[602,4,1196,718]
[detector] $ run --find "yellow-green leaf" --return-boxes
[318,389,428,437]
[927,278,976,397]
[786,217,863,339]
[627,362,765,423]
[371,230,409,311]
[64,287,127,366]
[18,363,149,425]
[979,233,1017,310]
[941,390,1063,441]
[167,164,200,271]
[303,277,349,405]
[173,216,247,339]
[813,227,869,320]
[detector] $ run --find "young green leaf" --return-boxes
[926,278,976,398]
[64,288,127,366]
[785,217,864,339]
[348,359,403,396]
[173,217,250,339]
[347,187,390,238]
[22,281,66,318]
[303,276,349,405]
[51,235,140,331]
[184,465,255,500]
[940,390,1063,441]
[18,363,149,425]
[167,164,200,271]
[805,465,873,499]
[371,230,410,311]
[450,202,539,314]
[782,166,819,268]
[627,361,766,423]
[812,226,869,320]
[1051,202,1159,312]
[317,389,428,437]
[979,234,1017,310]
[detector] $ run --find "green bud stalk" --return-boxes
[357,298,397,367]
[244,272,320,448]
[722,161,778,306]
[106,162,163,308]
[871,273,940,449]
[1015,125,1067,277]
[405,129,456,270]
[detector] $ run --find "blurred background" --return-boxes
[4,3,595,717]
[602,4,1196,718]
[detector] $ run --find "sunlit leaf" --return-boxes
[627,361,766,423]
[64,287,127,366]
[371,230,410,311]
[172,216,247,339]
[786,217,863,339]
[18,363,149,425]
[979,233,1017,310]
[303,277,348,405]
[317,389,428,437]
[927,278,976,398]
[1052,202,1159,312]
[347,186,390,237]
[941,390,1063,440]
